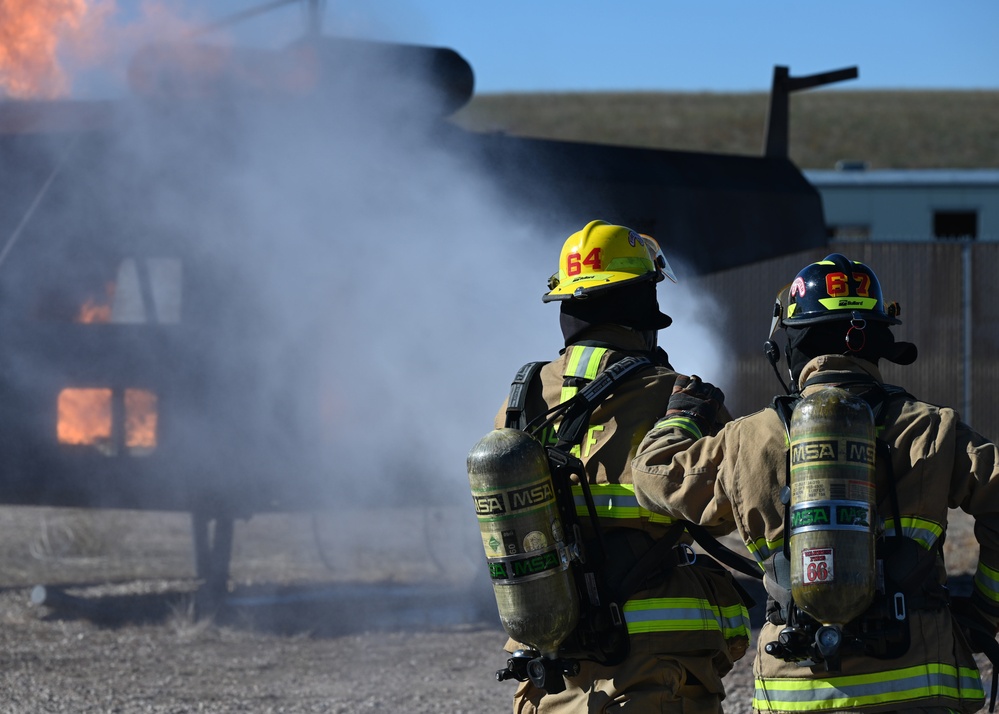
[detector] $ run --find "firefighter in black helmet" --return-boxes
[633,253,999,714]
[775,252,915,386]
[492,220,751,714]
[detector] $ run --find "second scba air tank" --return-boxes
[466,428,579,660]
[788,386,877,635]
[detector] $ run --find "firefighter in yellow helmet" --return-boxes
[632,253,999,714]
[493,220,751,714]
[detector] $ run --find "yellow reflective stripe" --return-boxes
[571,483,675,524]
[653,416,703,439]
[559,346,607,412]
[883,516,943,549]
[746,536,782,567]
[752,663,984,711]
[564,346,607,381]
[975,561,999,604]
[624,596,750,639]
[818,296,879,312]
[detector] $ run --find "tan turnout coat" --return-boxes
[632,354,999,714]
[494,325,749,713]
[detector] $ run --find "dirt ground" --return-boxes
[0,504,991,713]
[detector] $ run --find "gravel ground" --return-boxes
[0,505,989,713]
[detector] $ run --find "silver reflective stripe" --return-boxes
[571,483,675,524]
[564,346,607,381]
[747,538,781,566]
[753,663,984,711]
[883,516,943,550]
[975,561,999,606]
[624,596,750,638]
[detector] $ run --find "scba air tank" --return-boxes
[467,428,579,658]
[789,387,877,627]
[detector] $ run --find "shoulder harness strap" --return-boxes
[504,361,548,430]
[553,355,652,450]
[770,394,798,560]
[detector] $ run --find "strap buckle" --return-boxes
[893,592,906,621]
[675,542,697,566]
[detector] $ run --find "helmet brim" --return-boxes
[543,271,655,302]
[783,312,902,328]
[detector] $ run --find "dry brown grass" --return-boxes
[450,90,999,169]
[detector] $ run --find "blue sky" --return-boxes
[200,0,999,94]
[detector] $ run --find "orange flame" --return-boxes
[76,282,115,323]
[124,388,157,449]
[57,387,158,453]
[57,387,111,446]
[0,0,90,99]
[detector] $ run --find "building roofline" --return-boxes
[804,168,999,187]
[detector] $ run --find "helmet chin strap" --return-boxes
[846,313,867,352]
[765,339,792,395]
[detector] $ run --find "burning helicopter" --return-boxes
[0,0,853,593]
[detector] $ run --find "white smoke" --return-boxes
[5,4,729,595]
[658,263,730,396]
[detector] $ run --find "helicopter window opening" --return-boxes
[125,388,158,455]
[33,257,183,323]
[57,387,158,456]
[57,388,112,448]
[110,258,183,324]
[146,258,182,323]
[110,259,144,322]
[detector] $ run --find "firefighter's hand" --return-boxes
[664,375,725,435]
[951,595,998,654]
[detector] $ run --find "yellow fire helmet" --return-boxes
[543,220,677,302]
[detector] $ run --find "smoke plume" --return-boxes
[0,3,727,598]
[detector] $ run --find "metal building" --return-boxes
[805,167,999,242]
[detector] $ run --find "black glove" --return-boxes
[664,375,725,435]
[951,595,998,654]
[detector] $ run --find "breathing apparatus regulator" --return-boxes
[761,254,906,670]
[465,221,678,694]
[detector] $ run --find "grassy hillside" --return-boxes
[449,91,999,170]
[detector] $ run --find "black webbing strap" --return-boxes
[553,356,652,450]
[771,395,796,561]
[952,611,999,712]
[685,521,764,581]
[614,521,686,600]
[799,374,914,425]
[504,361,548,430]
[546,355,654,567]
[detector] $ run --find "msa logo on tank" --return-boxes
[791,502,872,530]
[791,439,875,464]
[472,479,555,516]
[489,548,562,581]
[795,500,873,586]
